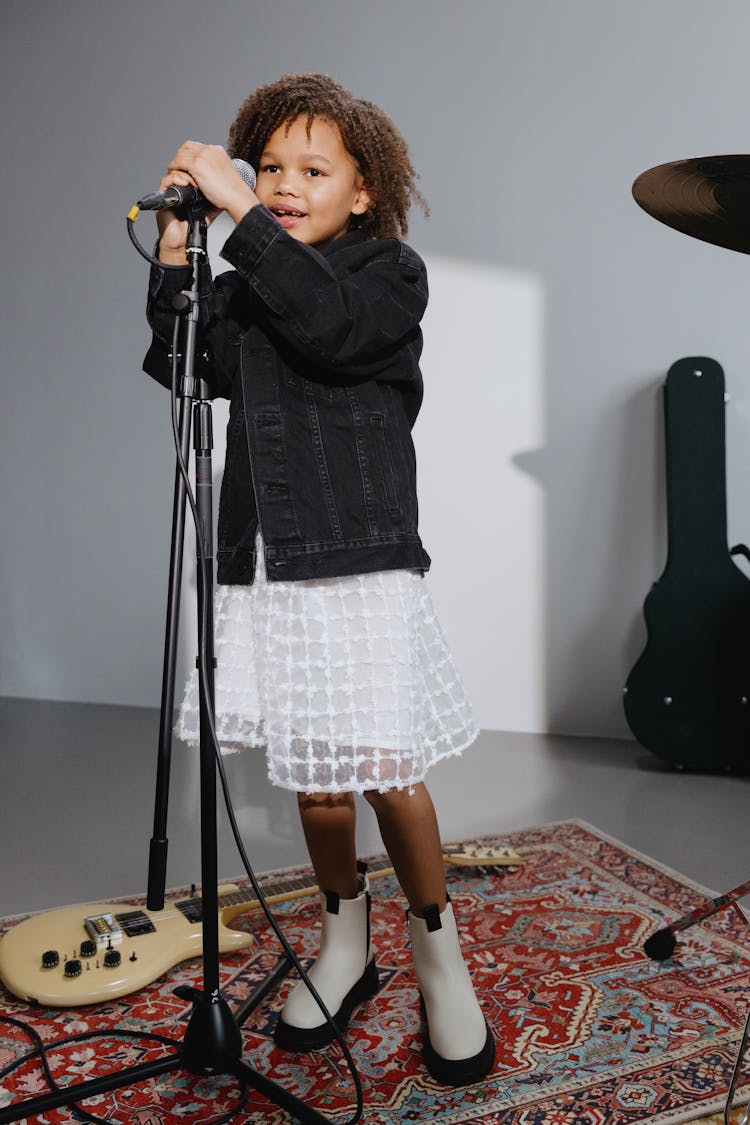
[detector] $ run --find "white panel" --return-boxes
[418,257,546,732]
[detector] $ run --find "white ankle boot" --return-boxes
[408,900,495,1085]
[274,873,379,1052]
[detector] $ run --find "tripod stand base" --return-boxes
[176,986,243,1074]
[0,1052,337,1125]
[0,994,338,1125]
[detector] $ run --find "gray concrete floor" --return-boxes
[1,696,748,917]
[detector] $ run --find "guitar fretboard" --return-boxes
[178,856,397,918]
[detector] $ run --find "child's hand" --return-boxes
[156,142,257,266]
[168,142,256,220]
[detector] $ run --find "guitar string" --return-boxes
[56,861,401,934]
[30,851,507,944]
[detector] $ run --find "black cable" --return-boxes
[167,299,365,1123]
[0,1017,247,1125]
[126,207,189,270]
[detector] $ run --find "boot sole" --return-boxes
[273,959,379,1053]
[419,997,496,1086]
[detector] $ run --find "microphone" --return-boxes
[137,158,256,211]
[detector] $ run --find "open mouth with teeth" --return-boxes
[270,206,307,224]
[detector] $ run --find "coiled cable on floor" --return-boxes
[0,1016,247,1125]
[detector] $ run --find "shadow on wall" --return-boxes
[506,370,669,740]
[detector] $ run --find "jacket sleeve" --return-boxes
[143,256,249,399]
[219,205,428,378]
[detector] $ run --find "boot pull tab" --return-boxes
[324,889,340,915]
[424,903,443,932]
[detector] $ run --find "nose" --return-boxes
[275,171,301,196]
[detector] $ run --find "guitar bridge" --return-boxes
[84,913,124,946]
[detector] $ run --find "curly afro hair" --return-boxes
[227,73,428,240]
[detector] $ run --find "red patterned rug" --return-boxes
[1,819,749,1125]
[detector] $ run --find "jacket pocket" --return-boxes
[369,412,401,515]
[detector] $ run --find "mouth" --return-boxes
[269,205,307,227]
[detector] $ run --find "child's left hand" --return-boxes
[166,141,257,224]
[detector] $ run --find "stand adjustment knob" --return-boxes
[41,950,60,969]
[64,959,82,978]
[103,949,121,968]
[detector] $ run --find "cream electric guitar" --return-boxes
[0,845,519,1008]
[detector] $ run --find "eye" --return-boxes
[259,163,279,174]
[305,168,324,177]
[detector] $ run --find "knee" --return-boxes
[363,785,418,817]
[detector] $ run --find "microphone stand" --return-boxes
[0,206,330,1125]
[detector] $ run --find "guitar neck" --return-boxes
[204,845,518,921]
[215,856,396,916]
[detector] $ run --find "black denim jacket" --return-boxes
[144,204,432,583]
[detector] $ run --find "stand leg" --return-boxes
[0,1057,181,1123]
[148,390,192,911]
[234,954,294,1026]
[0,1046,336,1125]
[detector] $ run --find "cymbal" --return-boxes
[632,155,750,254]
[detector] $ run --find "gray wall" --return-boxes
[3,0,750,737]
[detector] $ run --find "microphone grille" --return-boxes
[232,158,257,192]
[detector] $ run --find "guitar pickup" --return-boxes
[84,913,124,946]
[115,910,156,937]
[177,898,203,923]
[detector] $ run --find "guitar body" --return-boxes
[0,846,519,1007]
[0,888,253,1008]
[624,357,750,770]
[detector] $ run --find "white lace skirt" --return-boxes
[175,531,479,794]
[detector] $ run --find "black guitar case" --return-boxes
[624,356,750,770]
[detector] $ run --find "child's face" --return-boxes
[256,116,371,250]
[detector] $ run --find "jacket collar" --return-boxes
[321,227,370,257]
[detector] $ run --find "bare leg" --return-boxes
[277,790,373,1049]
[297,791,359,899]
[365,781,494,1083]
[364,782,446,916]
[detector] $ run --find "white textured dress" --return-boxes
[176,530,479,794]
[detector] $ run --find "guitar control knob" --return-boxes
[80,941,97,958]
[41,950,60,969]
[103,949,121,968]
[64,959,82,978]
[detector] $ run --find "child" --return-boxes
[144,73,495,1087]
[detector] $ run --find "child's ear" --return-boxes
[351,183,372,217]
